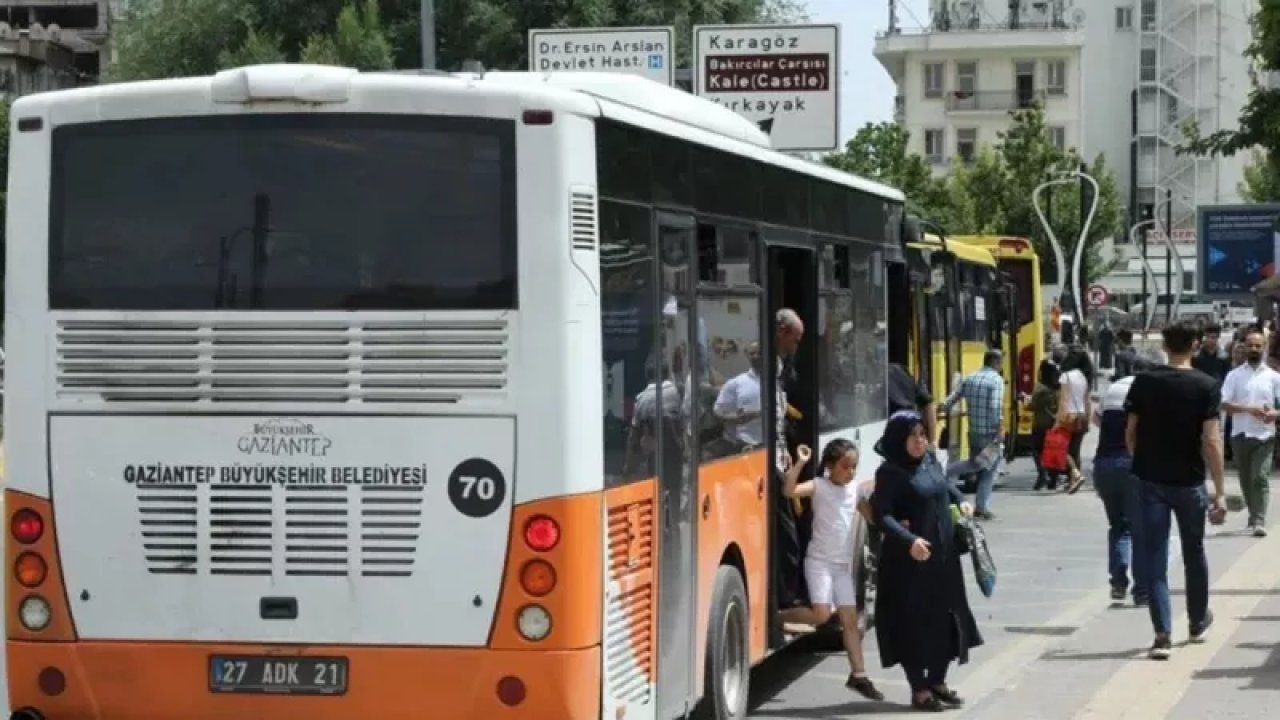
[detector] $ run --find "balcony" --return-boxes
[946,90,1048,113]
[874,22,1084,80]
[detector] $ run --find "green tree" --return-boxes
[113,0,802,80]
[300,0,395,69]
[823,122,949,221]
[1239,152,1280,202]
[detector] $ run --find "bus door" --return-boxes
[990,272,1021,458]
[655,211,699,718]
[764,237,818,646]
[934,254,963,456]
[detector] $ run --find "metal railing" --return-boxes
[946,90,1048,112]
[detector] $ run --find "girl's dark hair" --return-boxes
[1038,358,1060,389]
[1061,347,1095,384]
[820,437,858,471]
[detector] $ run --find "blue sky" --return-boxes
[805,0,930,144]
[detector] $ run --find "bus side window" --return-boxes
[849,244,888,425]
[599,200,661,487]
[817,240,855,433]
[698,223,763,462]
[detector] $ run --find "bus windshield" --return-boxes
[49,113,516,310]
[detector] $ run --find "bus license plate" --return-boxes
[209,655,348,695]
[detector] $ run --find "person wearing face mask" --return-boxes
[1220,328,1280,537]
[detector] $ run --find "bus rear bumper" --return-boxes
[7,640,601,720]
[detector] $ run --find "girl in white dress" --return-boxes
[778,437,882,701]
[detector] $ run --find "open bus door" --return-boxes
[990,270,1022,459]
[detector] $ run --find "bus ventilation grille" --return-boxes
[604,497,656,703]
[570,189,597,252]
[136,483,423,578]
[53,315,510,406]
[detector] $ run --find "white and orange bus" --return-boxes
[3,65,904,720]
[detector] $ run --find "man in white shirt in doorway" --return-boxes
[713,341,764,450]
[1220,328,1280,537]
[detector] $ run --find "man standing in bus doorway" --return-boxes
[1219,328,1280,538]
[775,309,807,610]
[940,349,1006,521]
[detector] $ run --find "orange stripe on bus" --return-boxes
[5,490,77,642]
[7,640,600,720]
[489,493,603,651]
[694,448,769,691]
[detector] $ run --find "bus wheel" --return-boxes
[698,565,750,720]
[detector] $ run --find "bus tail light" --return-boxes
[1018,346,1035,394]
[6,491,76,642]
[516,604,552,641]
[11,510,44,545]
[522,109,554,126]
[523,515,560,552]
[520,559,557,596]
[14,553,47,588]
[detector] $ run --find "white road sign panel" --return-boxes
[694,23,840,151]
[529,27,675,86]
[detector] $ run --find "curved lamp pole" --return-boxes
[1129,218,1161,333]
[1032,170,1101,328]
[1154,200,1186,323]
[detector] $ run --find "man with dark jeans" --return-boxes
[1125,320,1227,660]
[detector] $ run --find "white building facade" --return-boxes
[874,0,1256,311]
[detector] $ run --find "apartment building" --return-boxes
[0,0,113,81]
[874,0,1255,310]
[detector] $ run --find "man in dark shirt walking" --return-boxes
[887,363,937,444]
[1192,324,1230,383]
[1125,320,1226,660]
[1113,329,1137,381]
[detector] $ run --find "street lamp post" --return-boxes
[1032,170,1100,334]
[1129,218,1162,333]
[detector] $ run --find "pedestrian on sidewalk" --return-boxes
[1219,328,1280,538]
[1124,320,1226,660]
[1057,347,1093,473]
[939,348,1005,520]
[1093,354,1154,607]
[1030,359,1063,491]
[871,412,982,712]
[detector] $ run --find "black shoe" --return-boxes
[1110,586,1127,601]
[1190,609,1214,643]
[930,685,964,707]
[1149,636,1172,660]
[1033,475,1047,490]
[911,694,947,712]
[847,674,884,702]
[1133,594,1150,607]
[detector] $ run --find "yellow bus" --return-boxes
[952,236,1044,454]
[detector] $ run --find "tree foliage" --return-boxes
[1239,152,1280,202]
[112,0,803,80]
[825,105,1125,288]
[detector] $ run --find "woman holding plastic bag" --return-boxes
[872,412,984,712]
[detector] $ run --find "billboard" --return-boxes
[1197,203,1280,299]
[693,23,840,152]
[528,27,675,85]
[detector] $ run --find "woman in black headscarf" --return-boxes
[871,411,983,712]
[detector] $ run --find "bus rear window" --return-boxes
[999,259,1035,326]
[49,114,516,310]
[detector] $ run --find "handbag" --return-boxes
[951,505,971,555]
[958,515,997,597]
[1040,425,1071,472]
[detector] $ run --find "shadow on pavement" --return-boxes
[1190,642,1280,691]
[1004,625,1079,637]
[750,699,908,717]
[746,635,829,713]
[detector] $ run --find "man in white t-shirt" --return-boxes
[713,341,764,448]
[1220,329,1280,537]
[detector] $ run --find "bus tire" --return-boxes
[697,565,750,720]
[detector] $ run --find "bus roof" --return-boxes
[910,234,996,267]
[14,64,905,204]
[949,234,1037,259]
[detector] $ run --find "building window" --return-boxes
[923,62,944,98]
[1167,95,1179,124]
[1116,6,1133,30]
[924,129,945,163]
[956,128,977,163]
[1140,0,1155,31]
[955,61,977,94]
[1139,48,1156,82]
[1046,59,1066,95]
[1014,60,1037,107]
[1048,126,1066,150]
